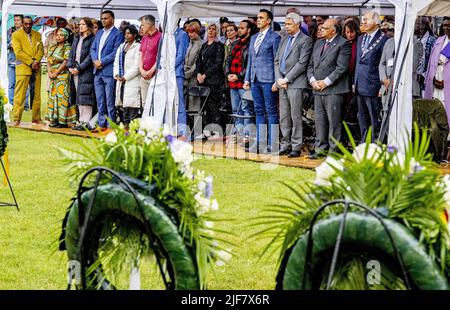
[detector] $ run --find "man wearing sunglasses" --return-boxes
[11,16,44,126]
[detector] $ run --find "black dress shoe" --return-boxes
[277,148,292,156]
[288,150,301,158]
[308,151,326,159]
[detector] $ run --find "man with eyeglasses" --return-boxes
[307,18,351,159]
[11,16,44,126]
[354,11,388,142]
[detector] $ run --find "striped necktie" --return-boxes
[364,34,371,50]
[254,32,264,54]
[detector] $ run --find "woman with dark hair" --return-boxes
[343,20,360,84]
[195,23,225,139]
[342,20,361,133]
[46,28,77,127]
[68,17,96,130]
[113,25,142,128]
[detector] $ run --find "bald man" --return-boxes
[307,18,352,158]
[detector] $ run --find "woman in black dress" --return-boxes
[195,23,225,139]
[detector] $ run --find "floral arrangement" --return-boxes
[255,125,450,289]
[0,87,9,157]
[59,119,231,289]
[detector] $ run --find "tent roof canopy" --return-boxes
[6,0,397,18]
[2,0,450,20]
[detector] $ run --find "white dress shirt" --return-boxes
[310,34,339,87]
[98,26,114,62]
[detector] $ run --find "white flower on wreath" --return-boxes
[352,143,382,163]
[391,153,423,174]
[195,193,219,215]
[105,132,117,145]
[140,118,162,137]
[169,139,194,167]
[315,156,344,187]
[442,175,450,204]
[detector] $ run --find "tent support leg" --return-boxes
[100,0,113,16]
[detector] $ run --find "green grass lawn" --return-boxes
[0,121,315,289]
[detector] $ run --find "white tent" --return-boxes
[1,0,450,147]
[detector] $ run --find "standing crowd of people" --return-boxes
[6,9,450,158]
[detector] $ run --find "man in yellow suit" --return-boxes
[11,16,43,125]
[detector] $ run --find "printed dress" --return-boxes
[46,43,77,126]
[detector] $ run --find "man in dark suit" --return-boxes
[355,11,388,141]
[91,10,125,130]
[244,9,281,153]
[307,18,352,158]
[274,12,313,157]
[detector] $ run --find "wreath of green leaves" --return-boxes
[253,125,450,290]
[59,121,231,290]
[60,181,200,290]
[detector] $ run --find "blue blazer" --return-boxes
[175,28,189,78]
[354,29,388,97]
[245,29,281,84]
[90,27,125,77]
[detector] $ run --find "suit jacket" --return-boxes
[11,29,44,76]
[274,30,313,89]
[184,38,202,82]
[245,29,281,83]
[90,27,124,76]
[355,29,388,96]
[379,37,423,98]
[175,28,189,78]
[307,35,352,95]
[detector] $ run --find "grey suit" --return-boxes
[307,35,352,153]
[379,36,423,111]
[274,31,313,151]
[184,38,202,111]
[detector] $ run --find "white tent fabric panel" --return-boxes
[388,0,434,150]
[141,0,180,133]
[419,0,450,14]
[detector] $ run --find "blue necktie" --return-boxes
[364,34,371,51]
[254,32,264,54]
[280,36,294,74]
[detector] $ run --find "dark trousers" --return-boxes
[203,84,223,134]
[357,95,382,142]
[314,94,344,153]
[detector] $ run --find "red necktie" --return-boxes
[321,41,329,56]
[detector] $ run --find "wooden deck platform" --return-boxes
[8,122,450,174]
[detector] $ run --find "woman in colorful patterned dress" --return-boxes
[46,28,77,128]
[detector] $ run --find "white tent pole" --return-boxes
[0,0,14,94]
[387,0,434,150]
[101,0,113,16]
